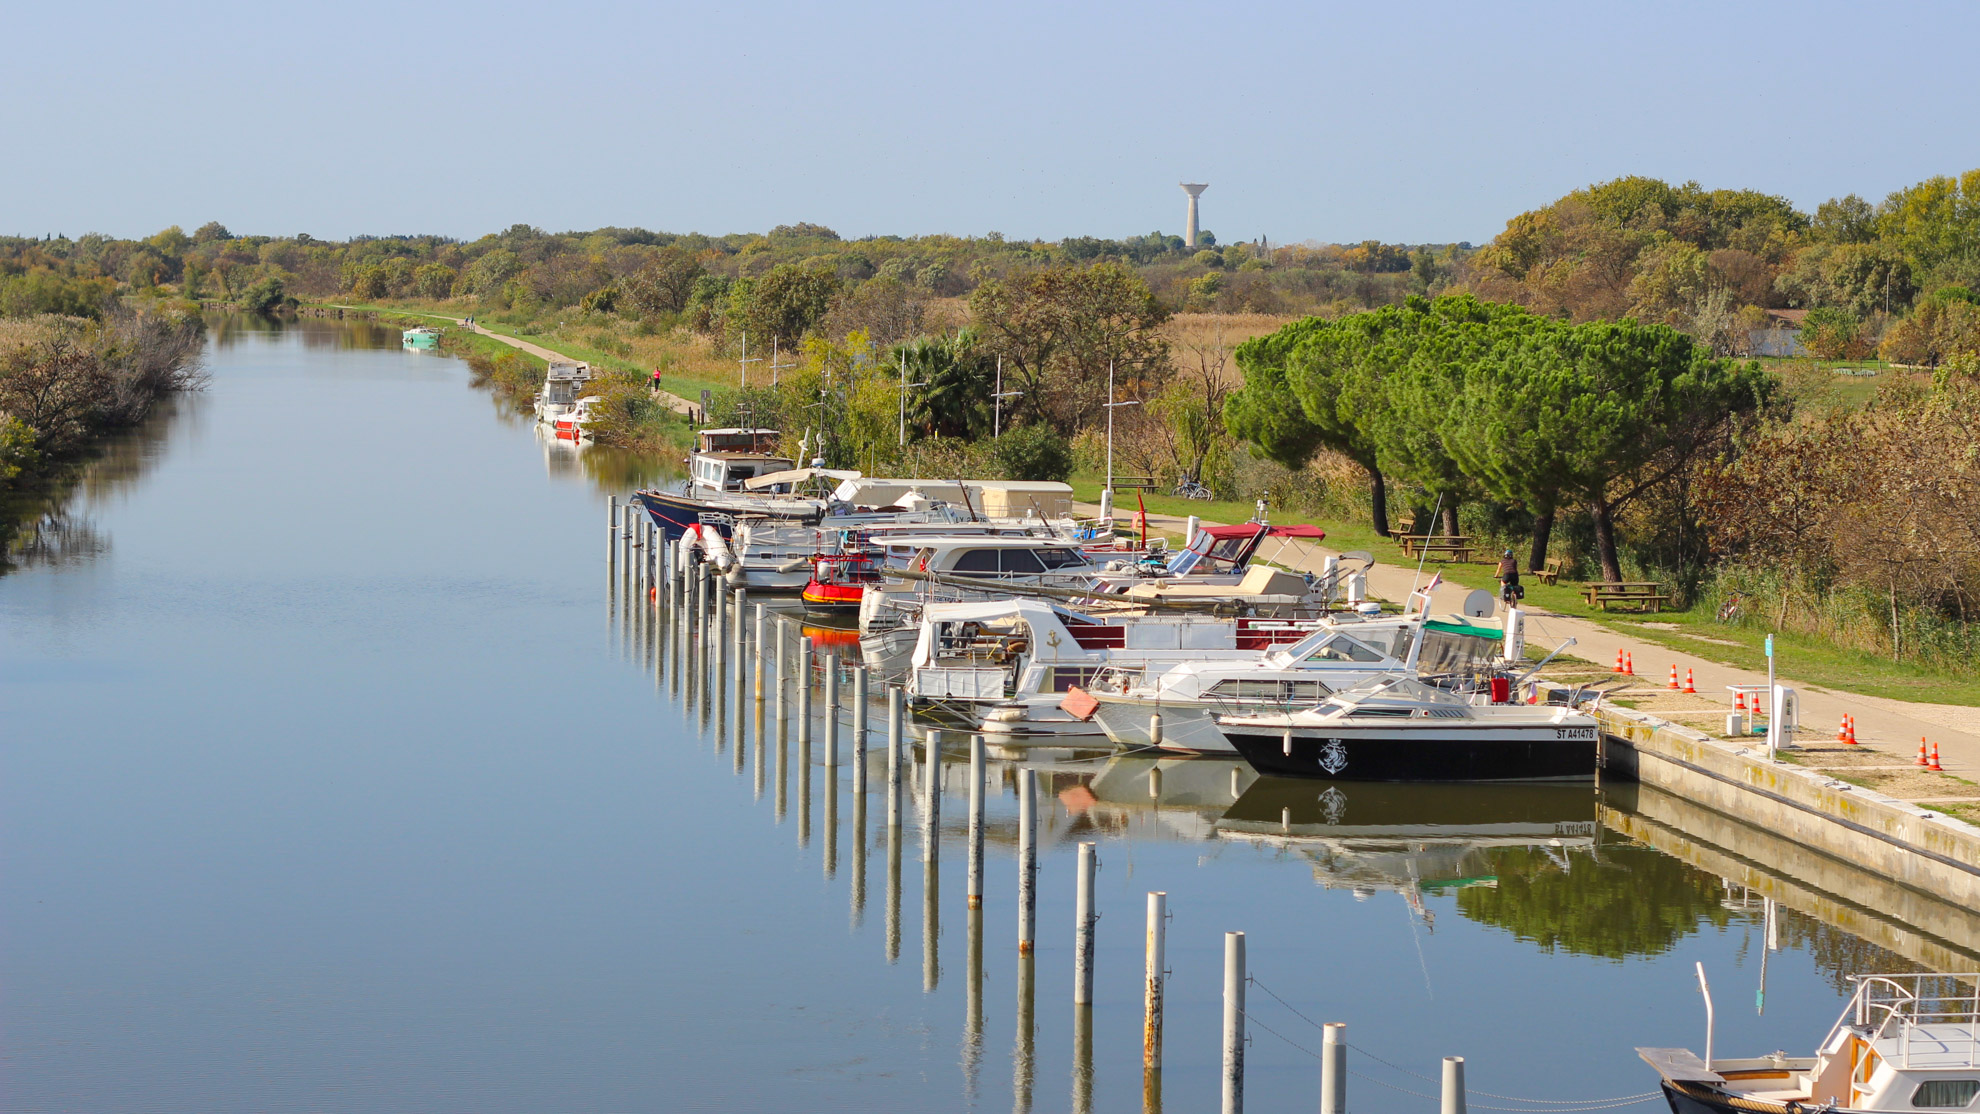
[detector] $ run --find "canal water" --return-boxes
[0,317,1963,1112]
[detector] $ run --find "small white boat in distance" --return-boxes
[1640,971,1980,1114]
[534,362,594,425]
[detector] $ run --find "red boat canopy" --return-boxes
[1202,523,1327,541]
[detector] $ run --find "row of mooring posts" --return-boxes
[607,497,1476,1114]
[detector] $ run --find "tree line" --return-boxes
[1225,295,1770,582]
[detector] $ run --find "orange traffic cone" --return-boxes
[1668,664,1680,690]
[1624,652,1635,676]
[1735,691,1746,713]
[1614,649,1626,674]
[1929,741,1944,772]
[1846,716,1858,745]
[1684,668,1697,694]
[1918,738,1931,767]
[1837,714,1852,744]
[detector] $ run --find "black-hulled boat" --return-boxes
[1218,675,1598,782]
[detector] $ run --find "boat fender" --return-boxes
[702,526,737,573]
[986,707,1026,723]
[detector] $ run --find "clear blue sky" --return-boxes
[6,0,1975,245]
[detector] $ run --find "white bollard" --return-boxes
[1320,1022,1347,1114]
[967,735,985,909]
[1223,931,1246,1114]
[1185,513,1201,549]
[886,685,903,829]
[851,666,868,797]
[1145,891,1166,1074]
[753,604,766,700]
[922,729,940,861]
[823,653,839,766]
[1074,842,1097,1004]
[1018,768,1037,954]
[797,637,812,747]
[851,666,869,777]
[1443,1056,1467,1114]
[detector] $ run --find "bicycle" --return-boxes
[1173,478,1214,501]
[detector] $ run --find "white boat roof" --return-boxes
[742,467,862,490]
[699,427,778,436]
[834,477,1074,501]
[884,534,1086,549]
[920,598,1085,624]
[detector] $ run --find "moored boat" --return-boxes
[1639,971,1980,1114]
[401,325,444,350]
[1219,675,1599,781]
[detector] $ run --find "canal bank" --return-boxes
[4,315,1970,1113]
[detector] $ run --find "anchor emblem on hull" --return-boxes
[1317,739,1349,775]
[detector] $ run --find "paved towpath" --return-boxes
[452,318,700,417]
[1086,501,1980,779]
[330,304,701,417]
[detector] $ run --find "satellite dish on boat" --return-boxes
[1461,589,1495,618]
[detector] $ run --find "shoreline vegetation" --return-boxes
[5,167,1978,690]
[0,299,206,568]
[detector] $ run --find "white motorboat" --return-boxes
[533,361,594,426]
[1088,599,1516,754]
[1640,971,1980,1114]
[1218,674,1599,781]
[904,598,1319,740]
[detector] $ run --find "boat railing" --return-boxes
[1843,973,1980,1069]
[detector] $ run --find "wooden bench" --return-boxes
[1536,557,1564,585]
[1397,534,1475,562]
[1583,581,1670,612]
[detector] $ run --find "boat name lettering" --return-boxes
[1554,727,1596,740]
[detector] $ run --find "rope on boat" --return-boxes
[1247,975,1664,1111]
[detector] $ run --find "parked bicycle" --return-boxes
[1173,478,1214,500]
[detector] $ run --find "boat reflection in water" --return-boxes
[1218,778,1600,914]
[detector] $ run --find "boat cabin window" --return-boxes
[1912,1081,1980,1109]
[1048,666,1103,692]
[952,548,1047,576]
[1209,680,1331,702]
[1035,547,1088,570]
[1306,636,1385,663]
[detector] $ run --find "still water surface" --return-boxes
[0,318,1952,1112]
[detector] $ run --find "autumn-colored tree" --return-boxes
[969,262,1170,436]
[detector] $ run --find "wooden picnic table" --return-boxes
[1583,581,1670,612]
[1397,534,1475,562]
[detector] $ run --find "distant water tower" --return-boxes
[1181,182,1208,247]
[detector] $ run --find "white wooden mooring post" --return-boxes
[1074,842,1097,1005]
[797,636,812,747]
[752,603,766,702]
[886,685,903,830]
[1145,891,1166,1079]
[851,666,868,798]
[967,735,984,910]
[1443,1055,1468,1114]
[1222,930,1246,1114]
[921,729,941,862]
[1320,1022,1347,1114]
[823,653,839,767]
[773,618,787,741]
[1017,767,1036,955]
